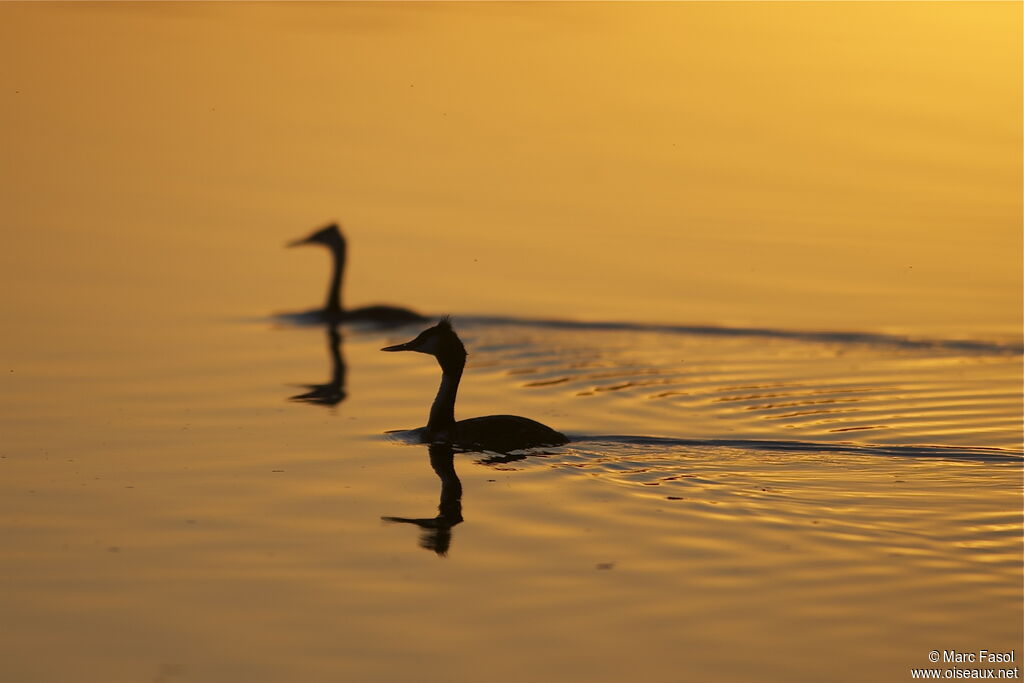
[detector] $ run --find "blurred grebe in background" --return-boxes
[382,317,568,452]
[286,222,426,325]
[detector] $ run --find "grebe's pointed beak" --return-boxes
[381,340,416,352]
[286,236,311,248]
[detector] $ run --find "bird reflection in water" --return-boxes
[382,442,463,556]
[289,324,347,407]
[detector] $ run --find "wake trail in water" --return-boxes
[459,314,1023,355]
[570,435,1023,463]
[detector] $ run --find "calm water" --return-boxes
[1,4,1021,683]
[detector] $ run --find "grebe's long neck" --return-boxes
[426,354,465,437]
[325,242,345,314]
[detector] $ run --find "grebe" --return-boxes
[382,317,568,452]
[287,223,426,325]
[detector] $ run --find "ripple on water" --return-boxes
[453,322,1022,451]
[463,438,1022,632]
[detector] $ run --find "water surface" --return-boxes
[1,3,1021,683]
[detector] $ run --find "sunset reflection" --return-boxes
[0,3,1020,683]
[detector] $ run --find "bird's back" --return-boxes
[346,304,426,325]
[452,415,568,452]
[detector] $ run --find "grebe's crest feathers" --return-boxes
[381,316,466,358]
[432,316,465,357]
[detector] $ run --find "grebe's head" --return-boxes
[381,316,467,360]
[287,222,345,249]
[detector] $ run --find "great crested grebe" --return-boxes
[287,223,426,324]
[382,317,568,452]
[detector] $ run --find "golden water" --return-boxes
[1,3,1021,682]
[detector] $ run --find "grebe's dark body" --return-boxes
[382,318,568,453]
[286,223,425,325]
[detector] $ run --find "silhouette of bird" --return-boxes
[382,317,568,452]
[286,222,425,325]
